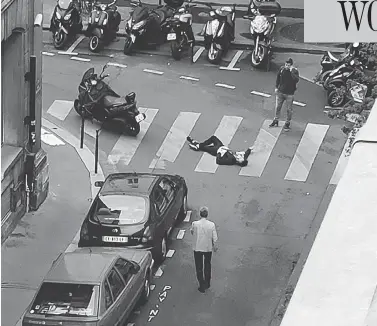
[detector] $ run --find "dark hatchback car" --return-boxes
[79,173,188,262]
[22,247,154,326]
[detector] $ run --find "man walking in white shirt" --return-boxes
[190,206,218,293]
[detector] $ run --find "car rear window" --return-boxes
[94,195,147,225]
[30,283,99,317]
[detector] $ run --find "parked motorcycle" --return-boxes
[86,0,121,52]
[166,0,196,60]
[323,59,364,90]
[243,1,281,70]
[74,65,146,136]
[327,80,368,107]
[123,0,182,55]
[200,4,236,64]
[50,0,82,49]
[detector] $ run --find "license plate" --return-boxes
[135,113,145,123]
[167,33,176,41]
[130,34,136,42]
[102,236,128,243]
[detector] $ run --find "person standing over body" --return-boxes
[269,58,300,131]
[190,207,218,293]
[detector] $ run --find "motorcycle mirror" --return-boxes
[350,59,355,65]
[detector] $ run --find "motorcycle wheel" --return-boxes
[53,31,68,49]
[171,40,182,61]
[318,70,332,84]
[125,121,140,136]
[328,89,346,107]
[74,100,90,118]
[89,35,103,53]
[251,46,266,68]
[123,35,134,55]
[207,44,223,65]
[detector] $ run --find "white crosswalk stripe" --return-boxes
[47,100,74,121]
[195,115,243,174]
[149,112,201,170]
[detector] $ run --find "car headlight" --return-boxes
[95,17,99,22]
[210,20,219,35]
[56,11,61,19]
[64,13,71,20]
[100,4,107,10]
[132,20,146,30]
[103,18,108,25]
[251,16,269,33]
[91,80,97,85]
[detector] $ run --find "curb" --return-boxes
[42,26,343,55]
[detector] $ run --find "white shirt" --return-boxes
[190,218,218,252]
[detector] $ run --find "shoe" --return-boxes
[204,282,210,289]
[269,120,279,128]
[189,143,199,151]
[283,122,291,131]
[187,136,194,143]
[244,148,251,160]
[198,287,205,293]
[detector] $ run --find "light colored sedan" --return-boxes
[22,247,154,326]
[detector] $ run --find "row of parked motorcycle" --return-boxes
[315,43,370,107]
[50,0,281,67]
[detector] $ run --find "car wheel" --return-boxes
[139,272,151,305]
[177,195,188,222]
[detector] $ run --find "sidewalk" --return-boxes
[42,1,344,54]
[1,128,93,326]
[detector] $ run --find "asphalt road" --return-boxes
[3,42,346,326]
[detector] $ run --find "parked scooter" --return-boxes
[327,80,368,107]
[243,0,281,70]
[74,65,146,136]
[166,0,196,60]
[123,0,183,55]
[86,0,121,52]
[323,59,364,90]
[200,4,236,64]
[50,0,82,49]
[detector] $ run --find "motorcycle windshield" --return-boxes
[81,68,95,83]
[58,0,72,10]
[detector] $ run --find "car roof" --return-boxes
[44,250,117,284]
[100,173,165,195]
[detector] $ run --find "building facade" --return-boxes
[1,0,49,242]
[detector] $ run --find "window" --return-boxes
[107,269,125,301]
[153,187,168,215]
[159,179,175,202]
[31,282,99,316]
[104,280,113,309]
[115,258,133,284]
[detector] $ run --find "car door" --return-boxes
[98,267,126,326]
[159,177,181,226]
[168,176,184,219]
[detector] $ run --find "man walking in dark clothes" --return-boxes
[191,207,218,293]
[186,135,252,167]
[269,58,300,131]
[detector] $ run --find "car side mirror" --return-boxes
[130,261,141,274]
[94,181,104,187]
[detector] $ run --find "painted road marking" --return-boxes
[108,108,159,165]
[239,120,283,177]
[215,83,236,90]
[176,229,185,239]
[219,50,243,71]
[67,35,85,53]
[293,101,306,107]
[149,112,200,170]
[183,210,192,222]
[41,128,65,146]
[71,56,91,62]
[329,133,353,185]
[47,100,73,121]
[58,51,78,56]
[251,90,271,98]
[285,123,329,182]
[143,68,164,75]
[108,62,128,68]
[42,51,55,56]
[193,46,205,63]
[166,249,175,258]
[127,323,135,326]
[154,267,163,277]
[150,284,156,291]
[195,116,243,173]
[84,120,102,138]
[180,76,199,82]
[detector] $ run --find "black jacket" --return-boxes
[276,66,300,95]
[216,151,237,165]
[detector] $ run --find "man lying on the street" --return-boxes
[187,135,252,166]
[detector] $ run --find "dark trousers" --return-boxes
[198,136,223,156]
[194,251,212,288]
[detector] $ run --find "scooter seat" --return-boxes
[104,95,125,107]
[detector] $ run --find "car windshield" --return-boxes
[94,195,147,225]
[30,283,99,316]
[58,0,72,9]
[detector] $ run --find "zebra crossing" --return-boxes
[46,100,348,185]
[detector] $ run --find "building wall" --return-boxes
[1,0,44,241]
